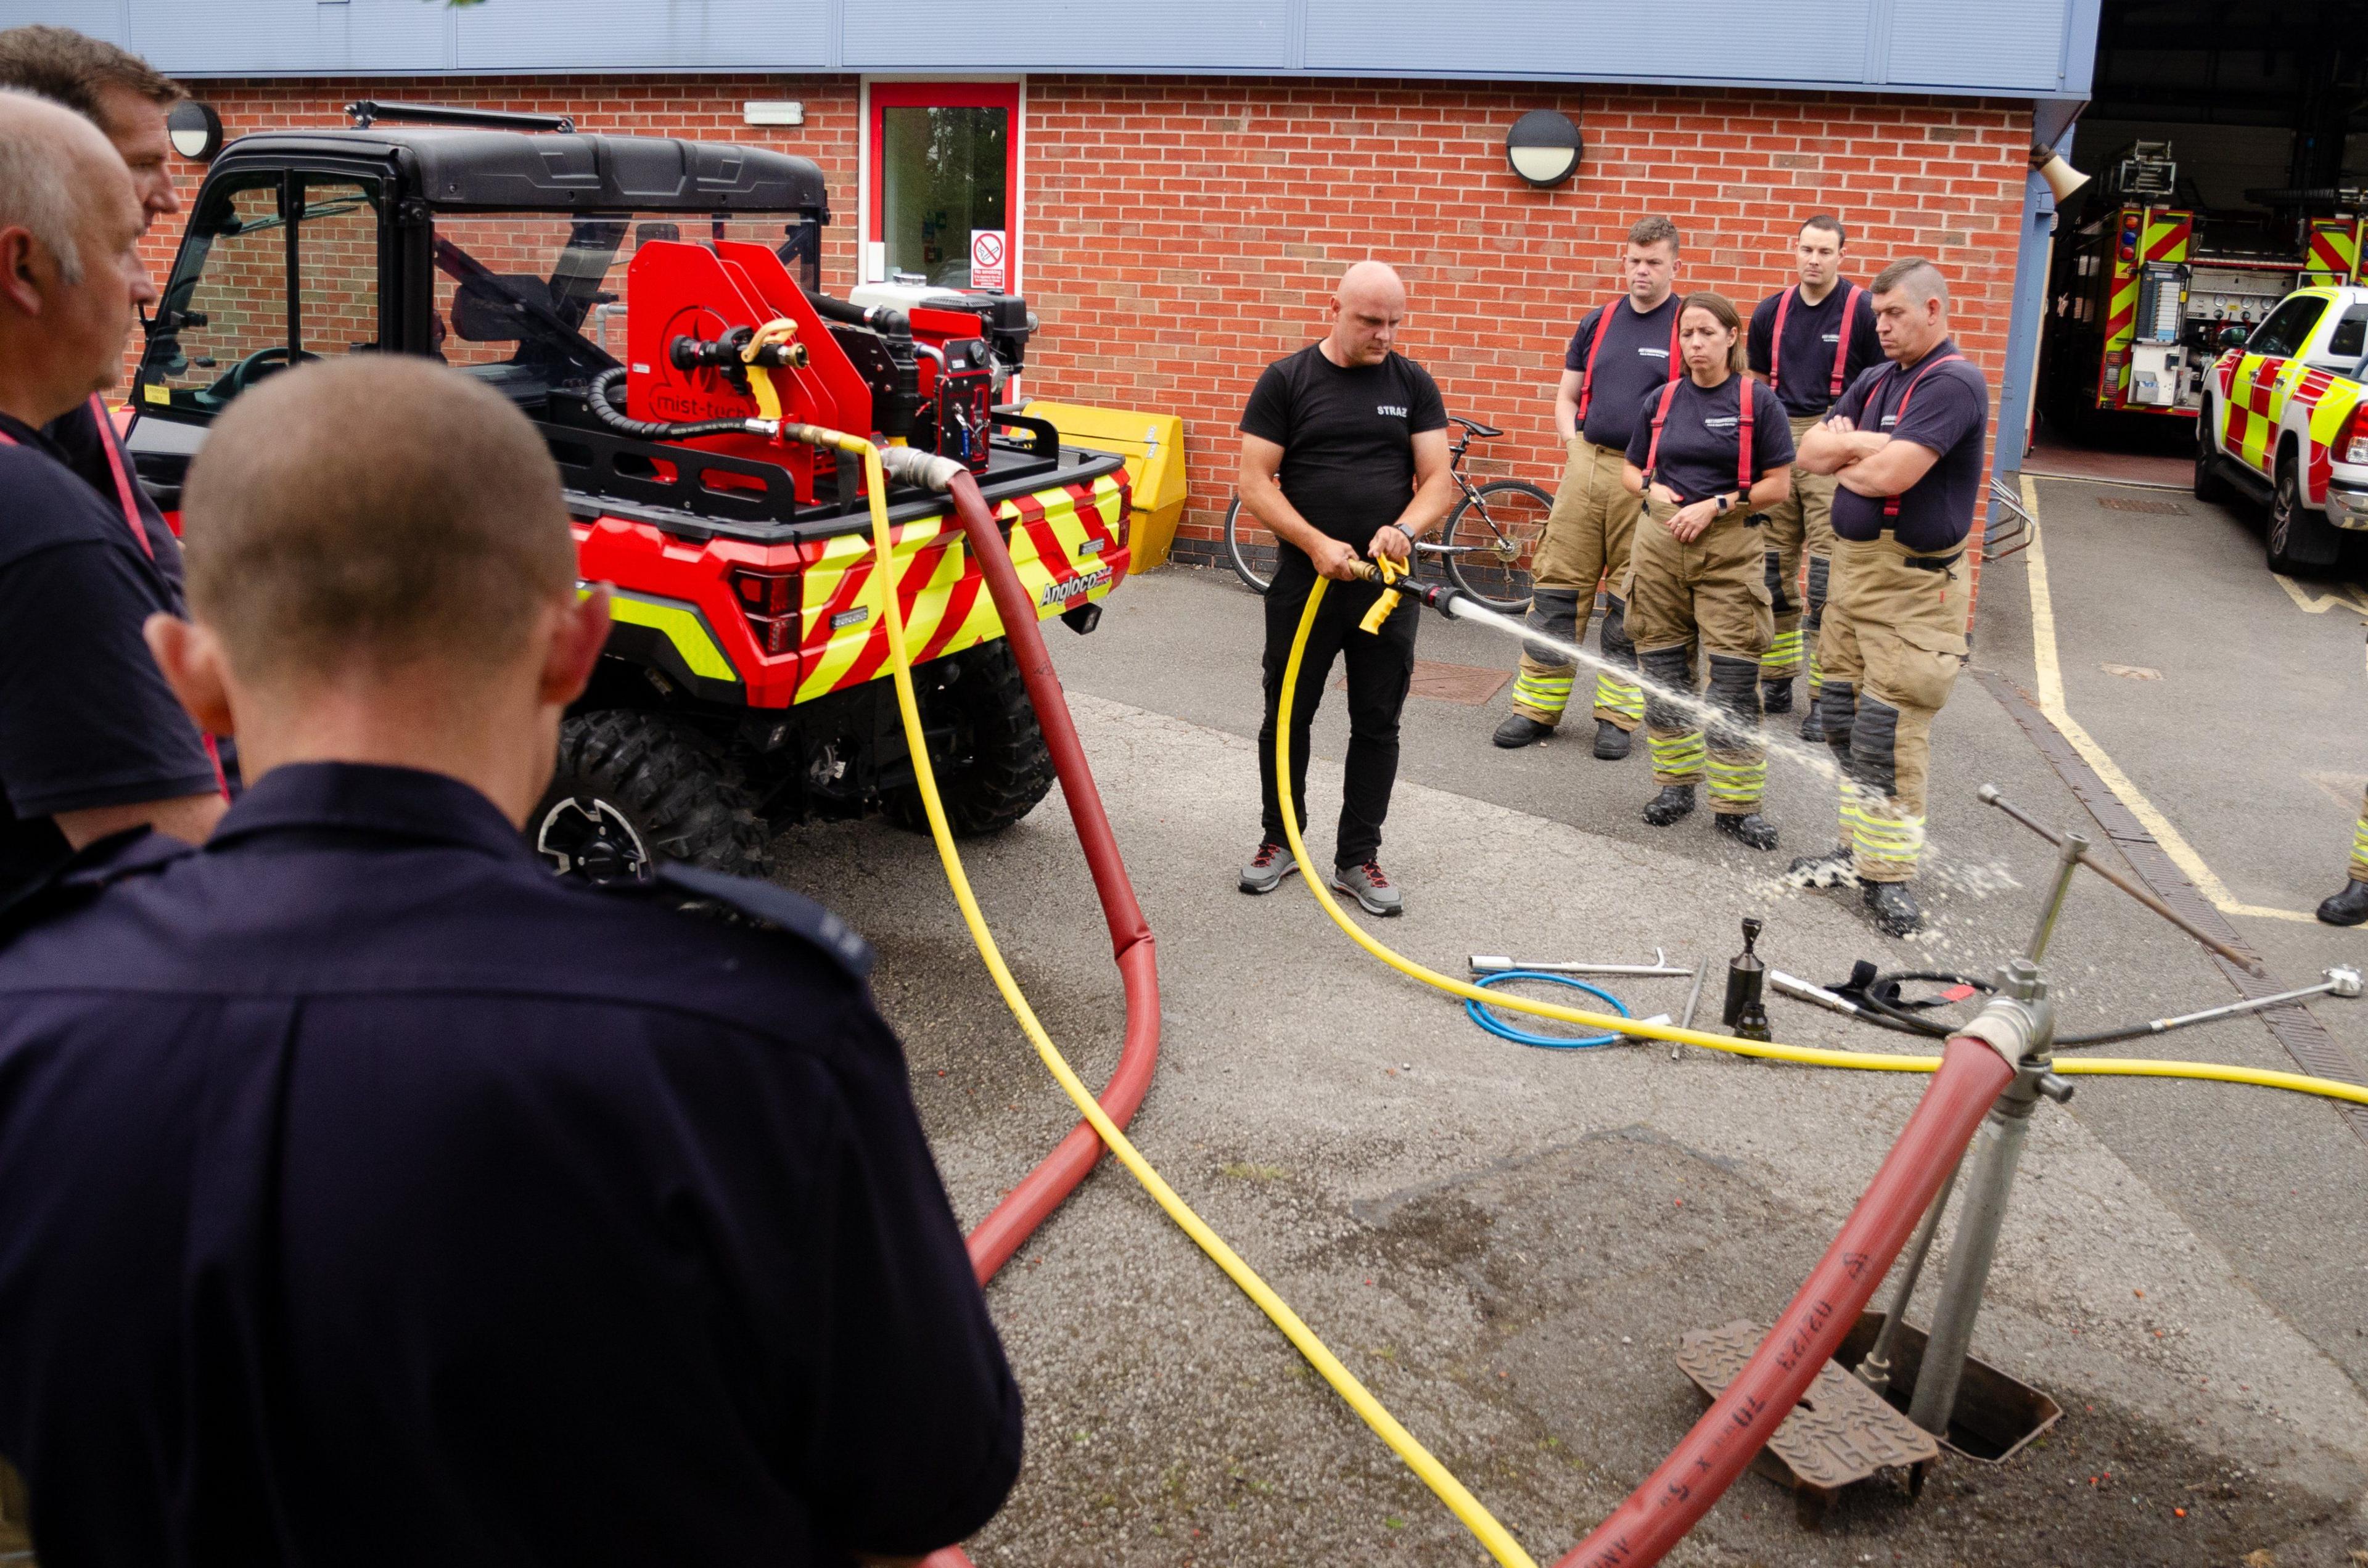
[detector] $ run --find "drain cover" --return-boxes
[2094,495,2189,515]
[1676,1319,1938,1516]
[1336,660,1511,705]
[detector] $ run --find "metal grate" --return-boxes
[2094,495,2189,515]
[1336,660,1511,706]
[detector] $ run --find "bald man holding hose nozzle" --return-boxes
[1236,260,1457,916]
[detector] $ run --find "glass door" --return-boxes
[867,81,1019,292]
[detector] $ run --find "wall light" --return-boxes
[167,99,223,162]
[1505,109,1581,189]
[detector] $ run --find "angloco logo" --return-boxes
[1039,564,1114,607]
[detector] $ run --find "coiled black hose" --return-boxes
[586,366,753,442]
[1852,969,2162,1048]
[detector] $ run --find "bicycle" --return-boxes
[1222,415,1553,612]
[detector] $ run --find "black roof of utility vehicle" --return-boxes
[208,126,831,216]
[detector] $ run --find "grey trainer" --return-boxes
[1239,840,1300,894]
[1331,859,1404,916]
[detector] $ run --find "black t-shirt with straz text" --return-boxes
[1746,282,1884,418]
[1240,344,1446,576]
[1827,339,1992,552]
[1623,376,1795,507]
[0,414,216,914]
[1563,294,1681,449]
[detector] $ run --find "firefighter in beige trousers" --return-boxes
[1746,216,1881,737]
[1619,292,1795,850]
[1794,257,1992,937]
[1505,439,1643,744]
[1493,216,1683,758]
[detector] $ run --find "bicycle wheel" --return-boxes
[1444,479,1551,612]
[1222,495,1271,594]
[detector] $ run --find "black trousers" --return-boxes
[1257,563,1418,867]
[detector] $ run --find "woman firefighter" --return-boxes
[1618,290,1796,850]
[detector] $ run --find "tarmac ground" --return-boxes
[768,469,2368,1567]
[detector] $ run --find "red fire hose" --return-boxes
[908,464,2015,1568]
[918,472,1162,1568]
[1553,1035,2015,1568]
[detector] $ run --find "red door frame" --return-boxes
[866,81,1022,293]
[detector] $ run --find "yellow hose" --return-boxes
[1278,576,2368,1110]
[818,432,1542,1568]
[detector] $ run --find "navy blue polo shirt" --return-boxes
[44,399,186,594]
[1828,340,1991,553]
[1564,294,1681,449]
[0,411,215,914]
[1622,375,1794,506]
[1746,282,1884,419]
[0,762,1021,1567]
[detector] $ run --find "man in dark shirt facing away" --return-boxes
[1493,215,1684,759]
[0,356,1021,1567]
[0,89,220,914]
[1746,213,1883,734]
[1794,256,1991,937]
[1236,259,1456,916]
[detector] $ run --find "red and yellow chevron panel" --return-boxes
[2302,221,2362,287]
[2099,208,2193,409]
[794,472,1130,703]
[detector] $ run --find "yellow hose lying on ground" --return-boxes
[1278,575,2368,1110]
[818,430,1544,1568]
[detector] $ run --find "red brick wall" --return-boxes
[1020,78,2028,567]
[134,73,2028,569]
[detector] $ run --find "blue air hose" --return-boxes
[1465,971,1630,1049]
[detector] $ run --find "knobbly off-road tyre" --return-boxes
[881,642,1056,839]
[533,710,767,884]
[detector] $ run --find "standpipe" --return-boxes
[1270,572,2368,1565]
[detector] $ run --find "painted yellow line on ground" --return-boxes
[2021,475,2315,924]
[2270,572,2368,617]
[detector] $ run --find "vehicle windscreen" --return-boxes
[138,192,822,421]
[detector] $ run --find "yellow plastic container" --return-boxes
[1021,400,1188,572]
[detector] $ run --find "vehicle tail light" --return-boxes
[730,567,800,657]
[2342,405,2368,466]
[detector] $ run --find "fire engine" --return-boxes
[2044,140,2364,430]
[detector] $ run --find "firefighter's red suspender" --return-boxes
[1576,298,1681,424]
[1877,351,1963,520]
[0,400,229,797]
[0,398,155,560]
[1770,282,1864,401]
[1642,376,1756,498]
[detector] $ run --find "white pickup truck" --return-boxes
[2194,285,2368,573]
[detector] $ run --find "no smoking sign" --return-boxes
[969,228,1008,290]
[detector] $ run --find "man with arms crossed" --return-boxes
[1793,258,1991,937]
[1492,216,1682,759]
[0,91,220,914]
[1746,213,1881,736]
[0,356,1020,1566]
[1237,260,1456,915]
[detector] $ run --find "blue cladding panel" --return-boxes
[1886,0,2065,89]
[128,0,447,75]
[1301,0,1873,83]
[0,2,128,43]
[842,1,1288,70]
[456,0,828,70]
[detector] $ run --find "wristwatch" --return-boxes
[1714,493,1734,516]
[1387,521,1416,543]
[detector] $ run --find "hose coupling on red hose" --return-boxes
[1955,959,2073,1101]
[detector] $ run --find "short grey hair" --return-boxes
[1872,255,1948,306]
[0,88,89,283]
